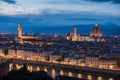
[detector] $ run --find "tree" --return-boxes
[3,48,9,56]
[57,58,64,64]
[3,64,54,80]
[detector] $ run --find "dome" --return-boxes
[90,24,102,37]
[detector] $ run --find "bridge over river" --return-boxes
[6,58,119,80]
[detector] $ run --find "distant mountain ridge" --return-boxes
[30,24,120,35]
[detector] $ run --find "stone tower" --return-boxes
[18,23,22,38]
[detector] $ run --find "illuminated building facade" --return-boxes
[18,23,22,38]
[17,23,39,43]
[72,27,77,41]
[90,24,102,37]
[77,34,81,41]
[99,58,117,69]
[66,24,105,42]
[85,54,100,67]
[85,54,118,69]
[89,24,105,42]
[66,26,81,41]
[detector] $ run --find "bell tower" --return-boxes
[72,26,77,41]
[18,23,22,38]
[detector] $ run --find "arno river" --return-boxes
[9,63,115,80]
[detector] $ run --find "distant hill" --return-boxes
[30,24,120,35]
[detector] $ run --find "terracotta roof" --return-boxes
[90,24,102,37]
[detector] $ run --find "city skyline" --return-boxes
[0,0,120,34]
[0,1,120,80]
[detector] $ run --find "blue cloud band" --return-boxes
[85,0,120,3]
[2,0,16,4]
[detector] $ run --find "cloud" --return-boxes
[2,0,16,4]
[40,9,61,14]
[0,0,119,16]
[85,0,120,3]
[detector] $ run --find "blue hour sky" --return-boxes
[0,0,120,34]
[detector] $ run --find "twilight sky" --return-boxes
[0,0,120,34]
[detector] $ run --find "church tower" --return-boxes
[18,23,22,38]
[72,26,77,41]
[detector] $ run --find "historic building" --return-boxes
[89,24,105,42]
[85,54,118,70]
[99,57,117,69]
[17,23,39,43]
[66,27,81,41]
[90,24,102,37]
[66,24,105,42]
[85,54,100,67]
[18,23,39,39]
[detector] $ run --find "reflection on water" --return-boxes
[9,64,114,80]
[77,73,82,78]
[68,72,73,77]
[9,63,13,71]
[16,64,22,70]
[60,70,64,75]
[87,75,92,80]
[98,76,103,80]
[44,67,48,72]
[27,66,29,71]
[109,78,114,80]
[52,69,56,78]
[36,66,40,71]
[28,65,33,72]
